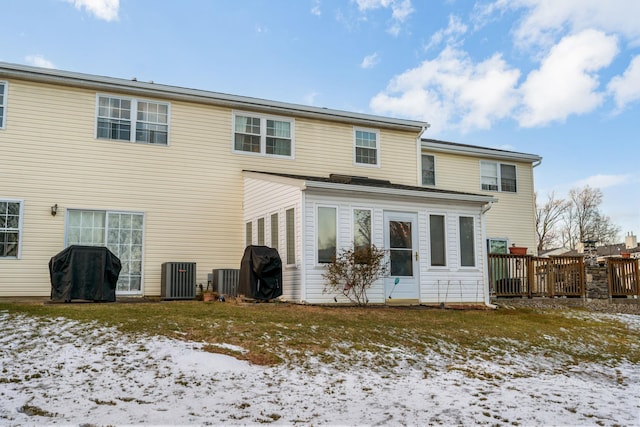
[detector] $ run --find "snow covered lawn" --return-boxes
[1,310,639,425]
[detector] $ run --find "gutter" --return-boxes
[0,62,428,133]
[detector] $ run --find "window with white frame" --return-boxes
[245,222,252,247]
[480,161,517,192]
[233,112,293,157]
[422,154,435,186]
[270,213,279,251]
[285,208,295,265]
[459,216,475,267]
[0,200,22,257]
[317,206,337,263]
[0,81,6,129]
[354,128,379,166]
[67,210,144,293]
[257,217,265,245]
[353,209,371,251]
[97,95,169,145]
[429,214,446,266]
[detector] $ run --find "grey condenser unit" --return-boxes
[161,262,196,300]
[212,268,240,297]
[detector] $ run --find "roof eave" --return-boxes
[0,62,429,132]
[422,139,542,163]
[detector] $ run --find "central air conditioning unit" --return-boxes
[161,262,196,300]
[212,268,240,297]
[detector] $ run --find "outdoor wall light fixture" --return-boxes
[51,204,58,216]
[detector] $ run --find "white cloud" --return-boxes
[424,14,467,51]
[311,0,321,16]
[481,0,640,49]
[355,0,414,36]
[370,47,520,134]
[517,30,618,127]
[25,54,55,69]
[66,0,119,21]
[304,91,320,106]
[573,174,633,189]
[360,52,380,69]
[608,55,640,111]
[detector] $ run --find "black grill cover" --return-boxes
[238,245,282,300]
[49,245,122,302]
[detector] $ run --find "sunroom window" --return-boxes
[97,95,169,145]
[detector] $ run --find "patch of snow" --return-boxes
[0,311,638,425]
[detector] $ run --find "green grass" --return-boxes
[1,301,638,368]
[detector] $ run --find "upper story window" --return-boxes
[422,154,435,186]
[0,81,7,129]
[97,95,169,145]
[233,112,293,157]
[480,161,517,192]
[354,128,380,166]
[0,200,23,258]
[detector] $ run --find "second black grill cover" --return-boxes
[238,245,282,300]
[49,245,122,302]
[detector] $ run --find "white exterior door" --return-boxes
[384,211,419,300]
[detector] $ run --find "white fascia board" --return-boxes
[304,181,497,204]
[422,140,542,163]
[0,62,429,132]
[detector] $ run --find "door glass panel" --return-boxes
[389,220,413,276]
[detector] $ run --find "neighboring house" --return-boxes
[1,63,512,306]
[420,139,542,256]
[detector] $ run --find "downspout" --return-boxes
[481,201,498,309]
[416,125,430,184]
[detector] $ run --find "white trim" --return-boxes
[353,127,381,168]
[0,80,7,130]
[0,198,24,259]
[95,93,171,146]
[232,110,295,159]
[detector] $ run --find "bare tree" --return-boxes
[535,191,569,251]
[560,186,620,249]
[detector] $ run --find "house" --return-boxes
[420,139,542,255]
[0,62,542,306]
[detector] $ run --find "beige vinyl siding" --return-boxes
[425,151,537,253]
[1,77,421,296]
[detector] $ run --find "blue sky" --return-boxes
[2,0,639,240]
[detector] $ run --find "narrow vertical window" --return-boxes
[285,208,295,264]
[459,216,475,267]
[245,222,252,247]
[270,213,279,251]
[353,209,371,251]
[0,81,7,129]
[500,164,517,192]
[429,214,446,266]
[422,154,435,185]
[257,217,265,245]
[317,207,337,263]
